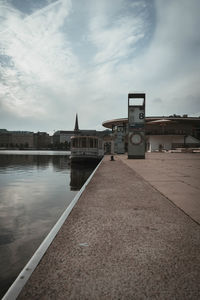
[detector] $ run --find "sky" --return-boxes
[0,0,200,134]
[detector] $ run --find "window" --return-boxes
[72,139,78,147]
[129,98,144,106]
[89,138,93,148]
[81,138,86,148]
[94,139,97,148]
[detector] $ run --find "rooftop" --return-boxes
[102,116,200,129]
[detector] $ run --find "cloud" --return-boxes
[105,0,200,118]
[0,0,78,120]
[89,15,145,64]
[0,0,200,132]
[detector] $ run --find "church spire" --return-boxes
[74,113,79,131]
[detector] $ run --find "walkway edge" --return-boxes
[2,159,103,300]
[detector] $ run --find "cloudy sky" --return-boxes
[0,0,200,134]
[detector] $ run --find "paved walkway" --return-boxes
[119,152,200,224]
[18,154,200,299]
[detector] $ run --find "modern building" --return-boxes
[102,115,200,153]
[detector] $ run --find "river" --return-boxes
[0,151,97,298]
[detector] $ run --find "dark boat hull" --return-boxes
[70,156,102,164]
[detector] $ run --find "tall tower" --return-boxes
[74,113,79,132]
[128,93,145,159]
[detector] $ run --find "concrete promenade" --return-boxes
[18,153,200,299]
[120,152,200,225]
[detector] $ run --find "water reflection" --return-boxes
[70,164,96,191]
[0,154,71,172]
[0,152,96,298]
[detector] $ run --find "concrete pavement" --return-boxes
[18,153,200,299]
[119,152,200,224]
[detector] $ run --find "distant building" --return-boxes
[53,131,75,144]
[11,131,34,148]
[53,114,112,150]
[0,129,52,149]
[53,129,111,144]
[0,129,11,147]
[0,130,34,148]
[33,132,51,149]
[0,129,8,133]
[102,115,200,153]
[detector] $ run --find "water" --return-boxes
[0,151,96,298]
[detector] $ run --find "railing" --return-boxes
[172,143,200,149]
[146,131,188,135]
[71,148,98,157]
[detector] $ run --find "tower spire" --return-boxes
[74,113,79,131]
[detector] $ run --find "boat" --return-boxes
[70,135,104,163]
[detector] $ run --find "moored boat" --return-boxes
[70,135,104,163]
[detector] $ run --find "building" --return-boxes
[53,114,79,146]
[33,132,51,149]
[53,131,75,145]
[0,129,51,149]
[102,115,200,153]
[53,114,112,149]
[0,130,34,148]
[0,129,11,147]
